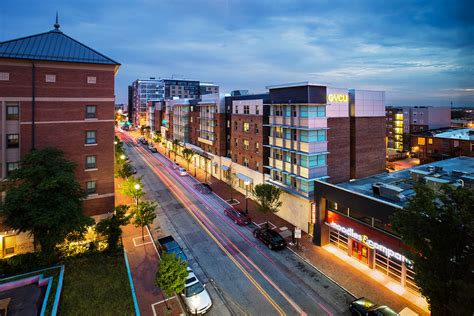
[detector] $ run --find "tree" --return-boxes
[0,148,93,259]
[224,164,238,204]
[153,133,162,147]
[132,200,157,241]
[96,205,131,253]
[120,176,144,200]
[252,183,282,214]
[116,160,134,179]
[391,184,474,315]
[182,148,194,170]
[155,252,188,310]
[171,139,180,162]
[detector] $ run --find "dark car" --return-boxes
[224,207,251,225]
[148,145,157,153]
[253,227,287,250]
[194,183,213,194]
[349,298,399,316]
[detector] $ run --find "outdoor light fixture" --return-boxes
[120,154,126,160]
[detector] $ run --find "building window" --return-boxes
[273,171,282,182]
[227,120,230,128]
[86,181,97,195]
[273,149,283,160]
[234,121,238,130]
[86,105,97,119]
[7,162,20,175]
[85,131,97,144]
[417,137,425,146]
[292,130,297,141]
[256,106,259,115]
[255,124,259,134]
[243,122,250,132]
[45,74,56,82]
[244,105,250,114]
[85,155,97,169]
[235,106,239,114]
[87,76,97,84]
[428,138,433,145]
[234,138,238,146]
[256,142,260,152]
[274,105,283,116]
[0,72,9,81]
[6,105,19,120]
[243,157,249,167]
[274,127,283,138]
[6,134,19,148]
[243,140,249,150]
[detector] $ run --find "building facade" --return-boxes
[411,128,474,162]
[313,157,474,297]
[0,22,120,257]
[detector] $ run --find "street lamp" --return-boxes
[134,183,141,208]
[244,180,251,215]
[120,154,126,160]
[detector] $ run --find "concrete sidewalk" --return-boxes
[145,138,429,316]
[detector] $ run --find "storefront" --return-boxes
[326,211,419,293]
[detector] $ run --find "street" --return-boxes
[119,131,354,316]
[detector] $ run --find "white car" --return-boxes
[182,270,212,314]
[177,167,187,176]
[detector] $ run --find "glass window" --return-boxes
[284,151,291,163]
[243,139,249,150]
[87,76,96,84]
[273,149,283,160]
[243,157,249,167]
[243,122,250,132]
[85,131,97,144]
[86,105,97,119]
[7,162,20,175]
[300,106,308,118]
[45,74,56,82]
[244,105,250,114]
[274,127,283,138]
[255,124,259,134]
[428,138,433,145]
[86,181,97,195]
[6,134,19,148]
[6,105,19,120]
[417,137,425,146]
[86,155,97,169]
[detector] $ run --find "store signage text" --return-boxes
[330,222,412,265]
[327,94,348,103]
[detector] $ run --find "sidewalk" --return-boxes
[148,138,429,315]
[115,178,184,316]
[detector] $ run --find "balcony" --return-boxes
[268,137,328,154]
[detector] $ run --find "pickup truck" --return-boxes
[157,235,188,263]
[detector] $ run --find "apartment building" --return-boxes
[0,21,120,257]
[386,107,404,151]
[411,128,474,162]
[129,78,218,125]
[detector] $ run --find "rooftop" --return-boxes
[338,157,474,207]
[0,19,119,66]
[265,81,328,90]
[416,128,474,140]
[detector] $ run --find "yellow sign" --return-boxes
[327,94,348,103]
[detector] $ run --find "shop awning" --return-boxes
[221,165,230,171]
[235,173,253,184]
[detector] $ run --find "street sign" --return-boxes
[295,227,302,239]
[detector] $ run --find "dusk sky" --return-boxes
[1,0,473,106]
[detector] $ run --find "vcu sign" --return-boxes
[327,94,348,103]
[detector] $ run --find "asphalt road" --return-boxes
[121,132,354,316]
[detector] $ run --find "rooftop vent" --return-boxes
[372,183,406,202]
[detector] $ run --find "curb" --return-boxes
[123,250,141,316]
[285,246,357,299]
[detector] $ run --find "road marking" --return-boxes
[131,142,288,316]
[151,296,176,316]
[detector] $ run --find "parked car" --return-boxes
[177,167,187,176]
[171,162,180,170]
[182,268,212,314]
[147,145,157,153]
[224,207,251,225]
[349,298,399,316]
[194,183,213,194]
[253,226,287,250]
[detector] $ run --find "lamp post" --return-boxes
[244,180,251,215]
[193,156,197,177]
[120,154,126,161]
[134,183,141,208]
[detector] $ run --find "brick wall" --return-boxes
[327,117,350,183]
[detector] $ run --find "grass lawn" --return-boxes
[59,252,135,316]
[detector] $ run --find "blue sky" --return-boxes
[1,0,473,106]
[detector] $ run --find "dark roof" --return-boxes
[0,27,120,65]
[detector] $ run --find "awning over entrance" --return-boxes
[235,173,253,184]
[220,165,230,171]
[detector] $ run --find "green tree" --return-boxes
[171,139,180,162]
[120,176,144,201]
[153,132,162,147]
[96,205,131,253]
[392,184,474,315]
[132,200,157,241]
[116,160,134,179]
[224,164,237,204]
[182,148,194,170]
[0,148,93,259]
[155,252,188,310]
[252,183,282,214]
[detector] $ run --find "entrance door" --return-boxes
[352,240,369,265]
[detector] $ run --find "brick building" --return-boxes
[411,128,474,163]
[0,21,120,218]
